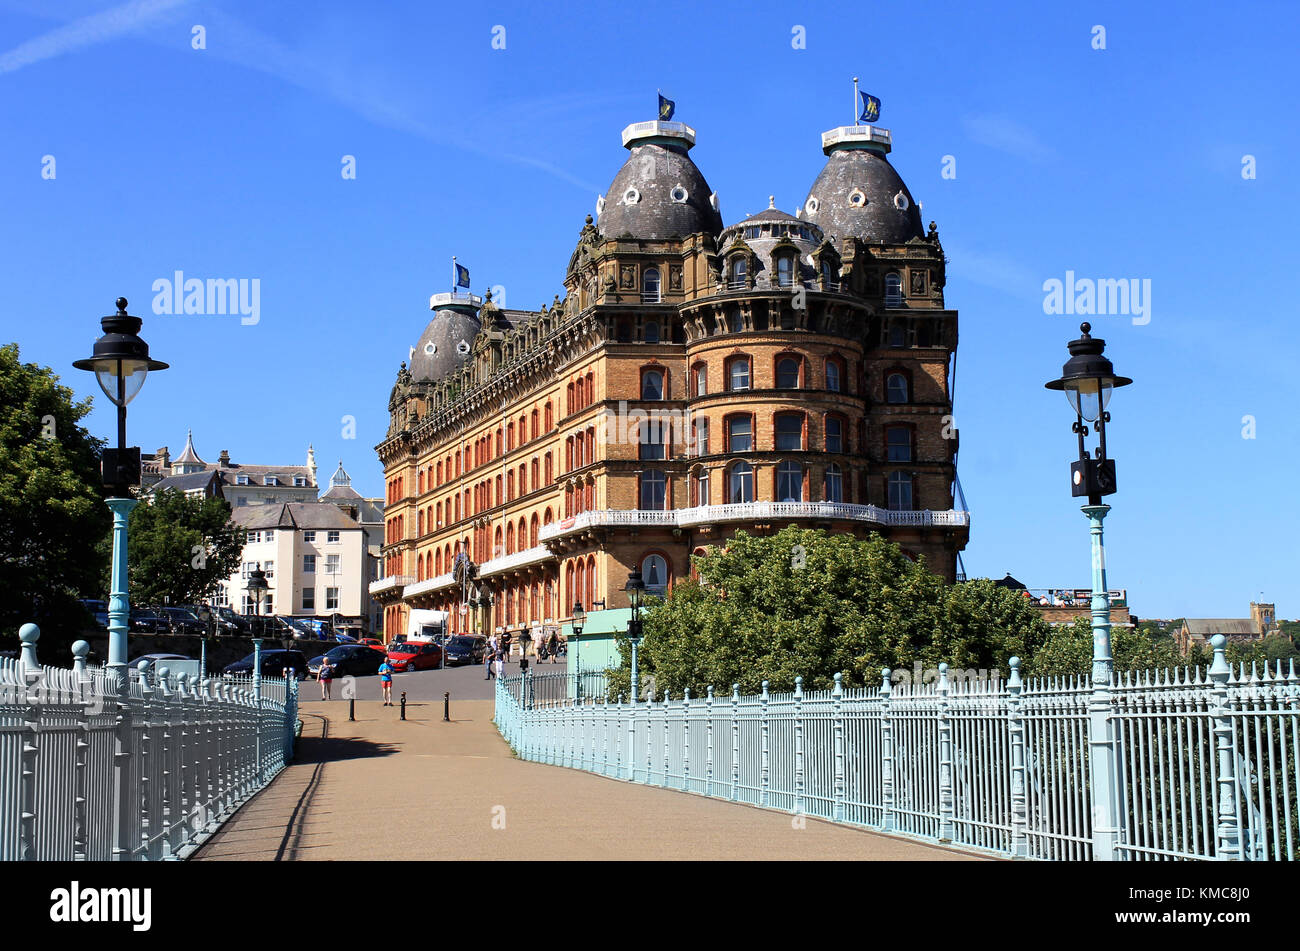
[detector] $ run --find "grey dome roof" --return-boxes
[597,127,723,241]
[409,305,480,383]
[720,204,824,290]
[802,148,923,244]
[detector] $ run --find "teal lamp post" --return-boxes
[624,568,645,704]
[1045,321,1131,860]
[74,298,168,692]
[570,601,585,700]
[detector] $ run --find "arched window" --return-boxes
[545,402,553,431]
[530,514,539,547]
[506,523,515,555]
[726,415,752,453]
[585,555,596,609]
[776,462,803,502]
[417,510,424,536]
[729,257,747,290]
[494,526,502,558]
[886,372,910,404]
[822,259,838,288]
[692,363,707,397]
[692,416,709,456]
[544,453,553,485]
[642,268,661,304]
[885,272,903,307]
[887,425,913,462]
[694,466,710,506]
[728,461,754,503]
[641,368,664,400]
[642,554,669,595]
[825,358,843,393]
[774,413,804,451]
[888,472,914,511]
[726,356,751,392]
[507,422,515,451]
[776,256,794,288]
[776,356,801,388]
[531,410,539,441]
[640,469,667,510]
[824,464,843,503]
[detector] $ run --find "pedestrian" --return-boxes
[494,643,506,680]
[501,630,513,661]
[485,633,498,680]
[319,655,334,700]
[379,657,394,705]
[547,629,559,664]
[519,628,532,660]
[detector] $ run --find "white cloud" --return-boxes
[0,0,189,74]
[962,115,1057,163]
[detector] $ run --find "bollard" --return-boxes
[443,691,450,722]
[400,692,407,721]
[349,697,355,722]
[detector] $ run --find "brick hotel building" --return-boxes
[372,112,969,642]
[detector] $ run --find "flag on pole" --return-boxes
[455,263,471,289]
[859,91,881,123]
[658,93,675,121]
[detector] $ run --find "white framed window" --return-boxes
[265,529,274,541]
[241,561,256,579]
[777,461,803,502]
[236,474,249,486]
[640,470,666,510]
[888,472,914,511]
[729,462,754,503]
[264,593,274,613]
[293,476,306,487]
[304,531,316,542]
[304,554,316,573]
[325,588,339,610]
[327,530,340,543]
[264,559,275,578]
[326,554,340,574]
[641,554,669,595]
[776,256,794,288]
[213,584,229,607]
[247,530,260,544]
[263,476,277,486]
[642,268,661,304]
[885,272,903,307]
[824,464,843,503]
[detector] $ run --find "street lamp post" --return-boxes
[1045,321,1131,861]
[624,569,645,704]
[570,601,585,701]
[246,563,268,782]
[73,298,168,693]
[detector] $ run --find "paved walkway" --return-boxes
[194,699,983,861]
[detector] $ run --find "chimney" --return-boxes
[218,449,231,467]
[158,446,170,467]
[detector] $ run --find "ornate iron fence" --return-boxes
[494,635,1299,861]
[1,624,297,861]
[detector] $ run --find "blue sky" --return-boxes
[1,0,1296,620]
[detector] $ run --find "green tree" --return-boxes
[1025,617,1189,678]
[605,527,1051,698]
[0,343,109,641]
[1224,633,1300,669]
[110,489,245,606]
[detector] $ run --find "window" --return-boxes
[326,553,340,574]
[885,272,902,307]
[693,417,709,456]
[236,475,249,486]
[639,421,666,461]
[325,588,339,611]
[642,268,661,303]
[825,416,844,453]
[776,461,803,502]
[247,531,261,544]
[293,475,306,487]
[242,561,256,579]
[729,462,754,503]
[264,560,274,578]
[327,530,339,543]
[302,588,315,610]
[822,259,838,288]
[692,363,707,396]
[644,321,660,344]
[826,359,842,393]
[263,476,277,486]
[824,464,843,503]
[889,323,907,348]
[887,426,912,462]
[726,416,752,453]
[640,470,666,510]
[888,472,914,510]
[776,256,794,288]
[776,356,800,388]
[641,369,664,400]
[727,357,750,392]
[886,373,909,404]
[642,554,669,595]
[303,554,316,573]
[265,529,274,541]
[694,467,710,506]
[775,414,803,451]
[728,257,747,290]
[304,531,316,543]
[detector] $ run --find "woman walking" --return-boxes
[319,655,334,700]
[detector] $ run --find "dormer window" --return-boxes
[885,272,903,307]
[728,257,747,290]
[263,476,277,486]
[293,475,306,487]
[776,256,794,288]
[236,474,249,486]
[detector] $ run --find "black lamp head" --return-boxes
[73,297,169,407]
[1044,323,1132,422]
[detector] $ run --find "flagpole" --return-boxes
[853,77,859,126]
[452,256,456,297]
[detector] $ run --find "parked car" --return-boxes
[357,637,386,653]
[129,608,170,634]
[78,599,109,629]
[307,644,384,679]
[157,607,206,636]
[386,640,443,672]
[212,606,252,635]
[177,604,242,635]
[222,649,309,680]
[442,635,487,667]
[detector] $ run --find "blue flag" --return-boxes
[859,91,881,123]
[658,93,675,121]
[455,263,470,289]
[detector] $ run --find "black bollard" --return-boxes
[400,692,407,721]
[443,691,450,722]
[349,697,355,721]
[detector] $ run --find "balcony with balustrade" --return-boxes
[368,575,413,601]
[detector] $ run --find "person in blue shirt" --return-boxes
[378,658,394,705]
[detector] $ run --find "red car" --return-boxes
[386,640,442,672]
[358,638,386,654]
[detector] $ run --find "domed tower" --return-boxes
[596,121,723,241]
[801,124,923,245]
[410,294,482,385]
[717,197,827,291]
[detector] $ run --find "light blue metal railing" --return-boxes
[494,638,1300,861]
[1,624,297,861]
